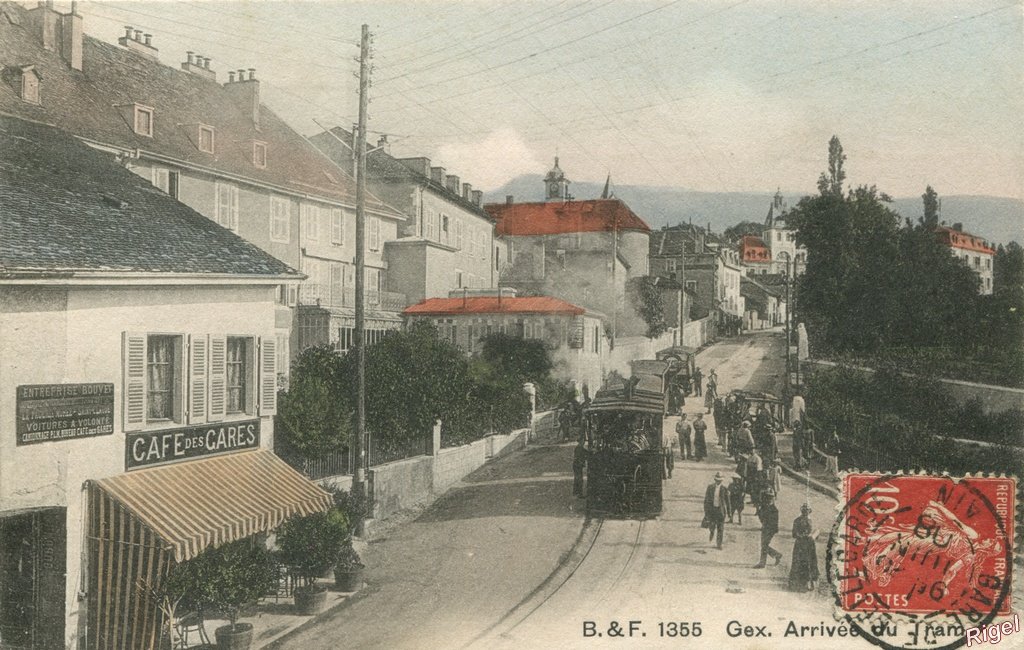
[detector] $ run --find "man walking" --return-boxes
[703,472,729,549]
[675,416,693,460]
[824,429,841,477]
[692,367,703,397]
[754,489,783,567]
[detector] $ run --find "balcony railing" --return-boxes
[299,283,407,311]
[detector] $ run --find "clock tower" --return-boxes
[543,156,571,202]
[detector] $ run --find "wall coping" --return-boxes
[805,359,1024,395]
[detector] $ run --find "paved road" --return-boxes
[478,331,852,649]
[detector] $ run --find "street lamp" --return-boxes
[776,251,793,397]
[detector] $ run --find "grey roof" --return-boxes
[0,2,399,217]
[0,115,299,277]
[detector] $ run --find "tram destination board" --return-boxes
[16,383,115,445]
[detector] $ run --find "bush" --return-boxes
[331,487,371,534]
[275,345,351,460]
[276,510,349,586]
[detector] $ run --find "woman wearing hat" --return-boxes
[789,503,820,591]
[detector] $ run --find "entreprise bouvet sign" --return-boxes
[125,419,260,470]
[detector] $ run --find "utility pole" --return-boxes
[352,24,371,508]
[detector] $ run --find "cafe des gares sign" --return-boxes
[125,420,260,470]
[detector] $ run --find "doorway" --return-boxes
[0,509,66,650]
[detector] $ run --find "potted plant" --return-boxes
[276,509,348,615]
[333,540,364,592]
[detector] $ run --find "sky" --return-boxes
[77,1,1023,199]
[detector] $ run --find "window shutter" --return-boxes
[187,334,208,424]
[230,186,239,232]
[208,335,227,421]
[258,336,278,415]
[122,332,147,431]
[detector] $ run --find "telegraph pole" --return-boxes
[352,24,371,506]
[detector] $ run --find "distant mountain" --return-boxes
[485,176,1023,245]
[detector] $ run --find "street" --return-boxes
[276,331,856,649]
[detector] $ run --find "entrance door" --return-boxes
[0,510,66,650]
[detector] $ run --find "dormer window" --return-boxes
[253,141,267,168]
[15,66,41,104]
[198,125,215,153]
[133,104,154,137]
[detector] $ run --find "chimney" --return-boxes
[506,195,514,205]
[376,134,389,153]
[118,26,159,59]
[397,157,431,177]
[446,175,461,194]
[430,167,446,185]
[58,5,83,71]
[462,182,472,201]
[472,190,483,206]
[181,52,216,80]
[224,68,260,129]
[953,222,963,232]
[28,2,59,51]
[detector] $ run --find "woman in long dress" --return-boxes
[789,504,820,591]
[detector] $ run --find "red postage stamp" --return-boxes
[837,474,1015,618]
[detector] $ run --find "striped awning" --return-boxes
[93,449,333,563]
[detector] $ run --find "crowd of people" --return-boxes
[676,370,820,592]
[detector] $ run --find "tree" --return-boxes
[275,346,351,460]
[626,276,668,338]
[723,220,765,242]
[478,333,553,382]
[816,135,846,196]
[921,185,939,228]
[994,241,1024,294]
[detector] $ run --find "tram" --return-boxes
[583,370,669,518]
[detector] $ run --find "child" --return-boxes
[728,473,746,524]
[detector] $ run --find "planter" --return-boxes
[334,563,365,592]
[214,623,253,650]
[294,584,329,616]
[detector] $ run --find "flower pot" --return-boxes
[294,584,328,616]
[214,623,253,650]
[334,563,365,592]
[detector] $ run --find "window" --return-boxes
[270,196,290,243]
[425,209,437,241]
[686,280,697,292]
[300,258,324,303]
[368,216,381,251]
[253,141,267,168]
[440,214,450,246]
[226,337,250,414]
[331,209,344,246]
[985,258,991,269]
[215,183,239,231]
[134,104,154,137]
[330,263,344,306]
[455,218,464,249]
[455,269,464,288]
[302,204,320,242]
[21,71,39,104]
[151,168,179,199]
[147,335,179,421]
[275,334,289,384]
[198,125,215,153]
[974,256,981,268]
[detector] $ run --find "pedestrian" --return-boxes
[735,421,755,457]
[788,504,820,591]
[692,413,708,461]
[792,420,805,469]
[802,425,816,469]
[728,473,746,524]
[703,471,729,549]
[667,379,683,416]
[708,369,718,390]
[558,402,573,442]
[704,384,716,414]
[572,440,588,498]
[692,367,703,396]
[762,423,779,462]
[824,429,841,477]
[675,416,693,460]
[746,448,764,508]
[713,398,726,447]
[754,489,783,568]
[767,458,782,497]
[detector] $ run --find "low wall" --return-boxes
[682,316,712,349]
[803,359,1024,414]
[368,455,435,519]
[434,429,528,494]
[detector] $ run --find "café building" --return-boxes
[0,116,331,649]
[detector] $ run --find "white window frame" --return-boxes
[270,196,290,243]
[215,182,239,232]
[133,104,154,137]
[368,216,381,251]
[425,209,437,241]
[198,124,216,154]
[302,204,320,242]
[331,209,344,246]
[455,218,464,250]
[253,141,267,168]
[225,335,256,416]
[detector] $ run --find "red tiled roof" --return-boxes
[484,199,650,236]
[935,226,995,255]
[740,235,771,262]
[404,296,585,316]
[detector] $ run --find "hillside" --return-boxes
[486,176,1023,245]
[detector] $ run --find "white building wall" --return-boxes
[0,283,279,650]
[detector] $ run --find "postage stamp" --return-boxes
[828,473,1017,649]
